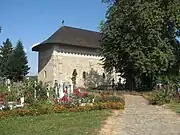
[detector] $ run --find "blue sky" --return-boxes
[0,0,107,75]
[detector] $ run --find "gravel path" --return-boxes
[100,95,180,135]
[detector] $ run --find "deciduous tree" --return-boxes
[101,0,180,90]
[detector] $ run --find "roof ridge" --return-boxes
[61,25,100,33]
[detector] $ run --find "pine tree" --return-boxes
[0,38,13,77]
[6,40,30,81]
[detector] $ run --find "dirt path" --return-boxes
[99,95,180,135]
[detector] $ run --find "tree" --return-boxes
[6,40,30,81]
[84,68,112,89]
[0,38,13,77]
[101,0,180,90]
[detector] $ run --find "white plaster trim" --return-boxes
[31,42,40,48]
[53,51,103,59]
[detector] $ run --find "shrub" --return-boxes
[144,90,172,105]
[95,94,124,104]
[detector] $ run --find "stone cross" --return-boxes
[67,86,70,101]
[46,85,50,98]
[59,81,64,98]
[34,81,37,99]
[70,81,74,93]
[7,79,11,91]
[54,80,58,96]
[20,97,24,107]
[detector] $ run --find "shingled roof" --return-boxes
[32,26,101,51]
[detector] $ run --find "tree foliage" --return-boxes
[84,68,112,89]
[6,40,30,81]
[0,39,13,77]
[101,0,180,90]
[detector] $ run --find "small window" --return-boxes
[44,71,47,78]
[82,71,86,79]
[102,73,105,79]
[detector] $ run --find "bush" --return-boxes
[94,92,125,105]
[144,90,172,105]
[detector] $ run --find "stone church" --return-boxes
[32,26,119,87]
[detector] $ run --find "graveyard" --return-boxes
[0,78,125,135]
[0,79,125,115]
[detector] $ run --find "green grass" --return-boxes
[167,102,180,114]
[0,110,110,135]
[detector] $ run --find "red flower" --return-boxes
[74,89,80,94]
[61,95,69,102]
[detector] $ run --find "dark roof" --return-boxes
[32,26,101,51]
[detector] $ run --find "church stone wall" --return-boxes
[52,44,105,87]
[38,45,54,85]
[38,44,119,87]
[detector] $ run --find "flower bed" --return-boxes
[0,101,124,118]
[0,89,125,118]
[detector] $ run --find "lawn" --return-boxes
[167,102,180,114]
[0,110,110,135]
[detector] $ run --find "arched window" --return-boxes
[44,71,47,78]
[102,73,105,79]
[82,71,86,80]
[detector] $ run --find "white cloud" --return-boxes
[24,48,27,53]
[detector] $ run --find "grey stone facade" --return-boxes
[37,44,113,87]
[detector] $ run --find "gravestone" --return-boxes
[59,81,64,98]
[46,84,50,98]
[20,97,24,106]
[7,79,11,91]
[70,81,74,93]
[34,81,37,99]
[54,80,58,96]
